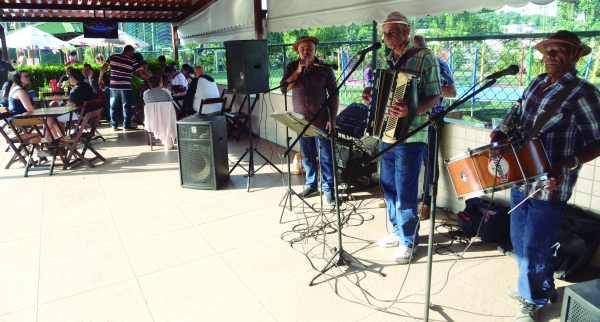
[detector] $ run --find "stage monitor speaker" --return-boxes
[225,39,269,95]
[177,116,229,190]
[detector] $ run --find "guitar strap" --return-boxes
[387,47,424,70]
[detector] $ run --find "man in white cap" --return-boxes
[491,30,600,322]
[362,12,441,264]
[281,36,339,205]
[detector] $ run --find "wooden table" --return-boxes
[34,95,70,108]
[14,105,83,137]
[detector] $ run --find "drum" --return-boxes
[445,138,551,199]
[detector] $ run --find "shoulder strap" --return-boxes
[388,47,424,69]
[9,86,23,96]
[522,77,580,145]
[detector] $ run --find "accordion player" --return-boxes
[366,69,419,143]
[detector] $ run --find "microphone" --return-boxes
[500,100,522,134]
[314,62,338,70]
[486,65,520,80]
[357,42,382,56]
[301,55,308,77]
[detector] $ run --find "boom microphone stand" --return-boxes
[364,77,499,322]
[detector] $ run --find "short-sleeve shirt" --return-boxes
[68,82,96,106]
[432,57,454,113]
[385,43,442,143]
[106,54,142,90]
[170,72,187,87]
[0,60,15,91]
[131,75,144,98]
[143,88,172,104]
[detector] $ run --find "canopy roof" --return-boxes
[68,30,150,48]
[32,22,84,36]
[0,0,216,23]
[5,25,71,49]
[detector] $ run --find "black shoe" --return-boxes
[515,300,540,322]
[325,193,336,205]
[298,187,318,199]
[123,125,138,131]
[112,126,119,130]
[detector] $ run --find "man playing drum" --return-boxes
[362,12,441,264]
[490,30,600,322]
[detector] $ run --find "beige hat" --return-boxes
[377,12,411,32]
[293,36,319,52]
[535,30,592,60]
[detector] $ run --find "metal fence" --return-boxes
[179,33,599,125]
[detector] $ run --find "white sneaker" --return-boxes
[393,246,417,264]
[377,233,400,248]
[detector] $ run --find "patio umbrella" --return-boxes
[67,30,150,49]
[5,25,71,50]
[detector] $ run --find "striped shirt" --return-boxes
[143,88,172,104]
[106,54,142,90]
[386,43,442,143]
[518,69,600,201]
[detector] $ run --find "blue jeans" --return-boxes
[421,117,445,204]
[300,126,334,194]
[380,141,425,248]
[109,89,132,127]
[510,188,567,308]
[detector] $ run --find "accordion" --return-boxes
[366,69,419,144]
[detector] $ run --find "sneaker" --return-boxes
[325,193,336,205]
[298,187,319,199]
[507,286,558,304]
[393,245,417,265]
[378,199,386,208]
[377,233,400,248]
[123,125,138,131]
[418,202,430,220]
[515,300,540,322]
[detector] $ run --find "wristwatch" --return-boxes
[568,155,579,171]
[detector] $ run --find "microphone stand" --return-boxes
[263,80,317,220]
[305,51,386,286]
[363,78,498,322]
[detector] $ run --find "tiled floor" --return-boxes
[0,124,572,322]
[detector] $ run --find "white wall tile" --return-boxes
[578,164,595,181]
[575,178,594,194]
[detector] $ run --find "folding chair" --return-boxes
[5,117,57,177]
[0,110,43,169]
[82,99,106,141]
[143,101,177,151]
[224,94,259,141]
[198,97,227,116]
[58,108,105,169]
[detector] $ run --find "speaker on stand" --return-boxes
[177,116,229,190]
[225,39,281,191]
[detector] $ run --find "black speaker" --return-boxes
[225,40,269,95]
[176,116,229,190]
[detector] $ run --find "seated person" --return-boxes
[47,69,96,138]
[82,64,100,92]
[180,64,194,85]
[143,75,172,104]
[164,66,187,92]
[192,65,220,115]
[58,66,74,89]
[1,79,13,107]
[65,51,81,65]
[8,71,35,115]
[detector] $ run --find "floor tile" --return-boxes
[170,293,276,322]
[0,235,40,274]
[39,245,135,303]
[114,205,192,242]
[163,184,234,206]
[177,193,252,224]
[0,266,39,316]
[41,200,113,233]
[0,213,42,243]
[197,211,282,252]
[102,175,162,199]
[42,173,101,195]
[138,255,249,322]
[107,188,176,218]
[0,183,44,203]
[42,185,106,212]
[0,199,43,220]
[0,307,37,322]
[125,227,215,276]
[40,220,122,263]
[38,279,153,322]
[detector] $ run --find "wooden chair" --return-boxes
[82,99,105,141]
[224,94,259,141]
[198,97,228,116]
[58,108,105,169]
[220,89,236,114]
[5,116,57,176]
[0,110,45,169]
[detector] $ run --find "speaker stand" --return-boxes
[229,94,282,191]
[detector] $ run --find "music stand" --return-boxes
[229,94,282,191]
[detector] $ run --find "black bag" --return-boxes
[457,197,509,243]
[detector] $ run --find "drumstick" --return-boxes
[508,173,565,214]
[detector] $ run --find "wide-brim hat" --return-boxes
[535,30,592,60]
[377,12,411,32]
[293,36,319,52]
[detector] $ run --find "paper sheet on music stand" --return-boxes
[270,112,327,137]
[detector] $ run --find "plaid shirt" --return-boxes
[518,69,600,201]
[386,43,442,143]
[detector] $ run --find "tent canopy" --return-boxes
[67,30,150,48]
